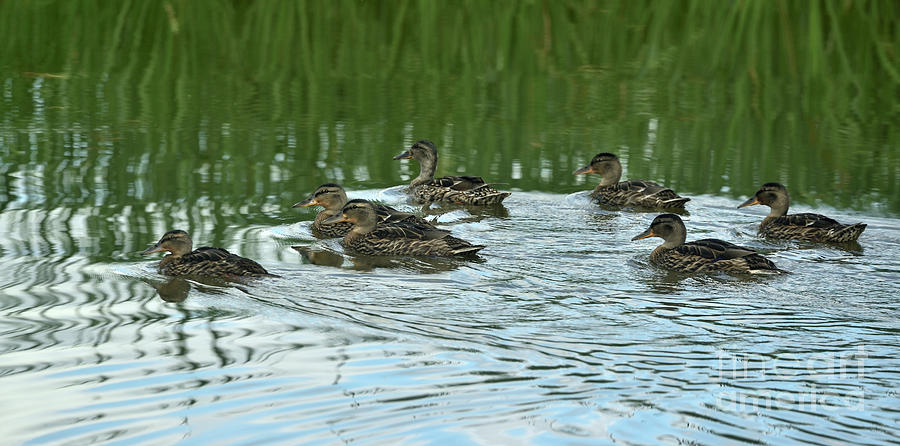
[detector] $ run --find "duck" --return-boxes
[632,214,784,273]
[141,230,274,277]
[293,183,436,238]
[393,140,510,205]
[738,183,866,242]
[574,153,689,209]
[324,199,485,257]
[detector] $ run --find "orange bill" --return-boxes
[631,228,656,241]
[292,196,319,208]
[573,165,595,175]
[141,244,166,255]
[737,196,760,208]
[392,150,412,160]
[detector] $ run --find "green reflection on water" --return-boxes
[1,0,897,231]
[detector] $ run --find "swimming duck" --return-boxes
[393,140,510,205]
[141,230,273,277]
[574,153,689,209]
[738,183,866,242]
[293,183,436,238]
[632,214,783,273]
[325,199,485,257]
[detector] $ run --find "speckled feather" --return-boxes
[634,214,783,274]
[395,140,510,205]
[576,153,689,210]
[649,239,780,273]
[759,213,866,243]
[335,199,484,257]
[413,176,510,205]
[344,222,483,257]
[298,183,437,239]
[159,247,271,277]
[590,180,690,209]
[311,204,431,238]
[740,183,866,243]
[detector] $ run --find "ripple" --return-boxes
[1,192,898,445]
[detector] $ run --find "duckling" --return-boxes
[632,214,784,273]
[393,140,510,205]
[293,183,435,238]
[141,230,273,277]
[325,199,485,257]
[738,183,866,242]
[574,153,689,209]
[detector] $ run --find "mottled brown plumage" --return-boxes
[293,183,435,238]
[632,214,784,274]
[141,230,273,277]
[574,153,689,209]
[738,183,866,243]
[393,140,510,205]
[326,199,485,257]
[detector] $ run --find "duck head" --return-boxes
[394,140,438,186]
[323,199,378,231]
[142,230,193,257]
[738,182,790,217]
[292,183,348,211]
[632,213,687,248]
[573,152,623,186]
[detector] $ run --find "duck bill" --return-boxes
[141,244,166,255]
[393,150,412,160]
[292,197,319,208]
[322,214,350,224]
[737,197,760,208]
[573,165,595,175]
[631,229,656,241]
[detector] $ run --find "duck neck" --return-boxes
[411,154,437,187]
[660,227,686,249]
[598,160,622,187]
[348,214,378,237]
[767,193,790,217]
[160,253,181,268]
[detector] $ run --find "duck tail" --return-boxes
[835,223,866,242]
[748,268,789,275]
[453,245,486,256]
[662,197,690,208]
[472,191,511,205]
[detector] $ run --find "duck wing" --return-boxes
[372,203,433,226]
[430,175,488,191]
[415,176,509,205]
[677,239,758,260]
[183,247,271,276]
[615,179,661,191]
[774,212,842,228]
[370,222,450,241]
[623,179,689,203]
[592,179,688,208]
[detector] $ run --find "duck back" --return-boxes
[592,179,689,209]
[161,247,272,277]
[761,213,866,242]
[652,238,780,273]
[345,222,484,257]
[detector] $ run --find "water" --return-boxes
[3,186,898,445]
[2,2,900,445]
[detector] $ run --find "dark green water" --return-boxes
[1,2,899,445]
